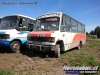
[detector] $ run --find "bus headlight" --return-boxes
[5,34,10,39]
[0,34,10,39]
[48,37,55,42]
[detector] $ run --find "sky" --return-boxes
[0,0,100,33]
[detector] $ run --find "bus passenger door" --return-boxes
[60,25,72,51]
[66,31,72,50]
[60,25,67,51]
[61,14,72,51]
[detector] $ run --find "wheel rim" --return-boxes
[13,43,19,51]
[58,46,60,57]
[55,45,60,58]
[78,45,80,49]
[78,43,81,50]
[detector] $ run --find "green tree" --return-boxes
[86,32,89,35]
[94,26,100,35]
[90,30,94,35]
[97,29,100,38]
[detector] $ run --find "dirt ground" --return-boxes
[0,38,100,75]
[0,47,79,75]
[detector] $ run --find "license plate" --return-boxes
[33,41,42,45]
[28,41,32,43]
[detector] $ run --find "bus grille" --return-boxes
[27,37,49,42]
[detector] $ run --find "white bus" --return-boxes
[26,12,86,58]
[0,14,36,53]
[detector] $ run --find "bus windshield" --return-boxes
[0,16,17,29]
[34,17,60,31]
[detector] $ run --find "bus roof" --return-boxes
[44,12,62,14]
[2,14,36,20]
[36,12,85,26]
[36,12,62,19]
[38,12,62,16]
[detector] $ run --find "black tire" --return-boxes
[55,44,60,58]
[77,42,82,50]
[10,41,21,53]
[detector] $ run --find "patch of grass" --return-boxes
[58,53,70,63]
[45,68,53,72]
[27,70,34,75]
[61,51,100,74]
[37,67,52,73]
[60,38,100,67]
[86,35,93,39]
[1,58,8,61]
[0,69,15,75]
[60,51,72,57]
[19,72,23,75]
[81,56,98,66]
[67,52,100,67]
[44,56,51,62]
[88,40,100,46]
[58,57,65,63]
[61,52,100,74]
[19,71,37,75]
[11,65,15,70]
[44,58,51,62]
[37,67,46,71]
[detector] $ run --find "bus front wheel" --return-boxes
[10,41,21,53]
[55,44,60,58]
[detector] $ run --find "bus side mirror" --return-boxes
[19,24,23,27]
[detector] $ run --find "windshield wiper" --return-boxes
[42,29,50,31]
[33,28,51,31]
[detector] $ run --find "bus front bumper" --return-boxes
[26,43,56,52]
[0,41,10,46]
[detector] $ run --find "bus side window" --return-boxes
[82,25,85,33]
[71,19,77,32]
[60,14,67,32]
[19,18,23,27]
[22,18,26,27]
[78,23,82,32]
[19,18,27,28]
[66,17,71,31]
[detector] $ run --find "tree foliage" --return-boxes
[86,32,89,35]
[90,30,94,35]
[90,26,100,38]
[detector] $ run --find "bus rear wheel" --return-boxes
[78,42,82,50]
[10,41,21,53]
[55,44,60,58]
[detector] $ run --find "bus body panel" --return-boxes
[68,33,86,50]
[27,31,86,50]
[0,29,28,46]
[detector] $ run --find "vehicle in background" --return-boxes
[0,14,36,53]
[93,35,97,39]
[26,12,86,58]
